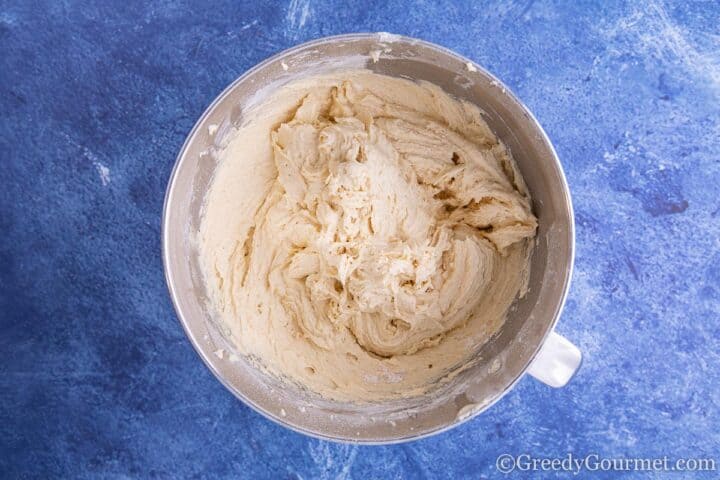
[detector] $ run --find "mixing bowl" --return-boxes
[162,33,581,443]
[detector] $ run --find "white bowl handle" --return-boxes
[527,331,582,388]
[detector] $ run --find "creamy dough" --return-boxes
[198,71,537,402]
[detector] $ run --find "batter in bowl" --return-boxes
[197,71,537,402]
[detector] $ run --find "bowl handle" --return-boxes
[526,332,582,388]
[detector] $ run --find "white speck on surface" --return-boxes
[94,162,110,186]
[466,61,477,72]
[286,0,311,36]
[299,406,306,413]
[281,61,289,71]
[280,408,286,417]
[239,19,258,31]
[488,358,502,374]
[208,124,218,136]
[62,133,110,188]
[377,32,400,43]
[369,49,381,63]
[228,353,238,362]
[213,348,225,359]
[456,403,482,421]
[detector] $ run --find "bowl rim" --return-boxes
[161,32,575,444]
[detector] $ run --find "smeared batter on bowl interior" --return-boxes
[198,71,537,402]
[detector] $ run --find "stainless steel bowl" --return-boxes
[162,33,581,443]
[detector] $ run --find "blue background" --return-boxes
[2,1,719,478]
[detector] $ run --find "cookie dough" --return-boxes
[198,71,537,402]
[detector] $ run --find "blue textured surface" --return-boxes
[2,1,719,478]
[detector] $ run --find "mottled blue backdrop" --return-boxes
[1,0,719,478]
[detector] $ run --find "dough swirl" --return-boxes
[199,71,537,401]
